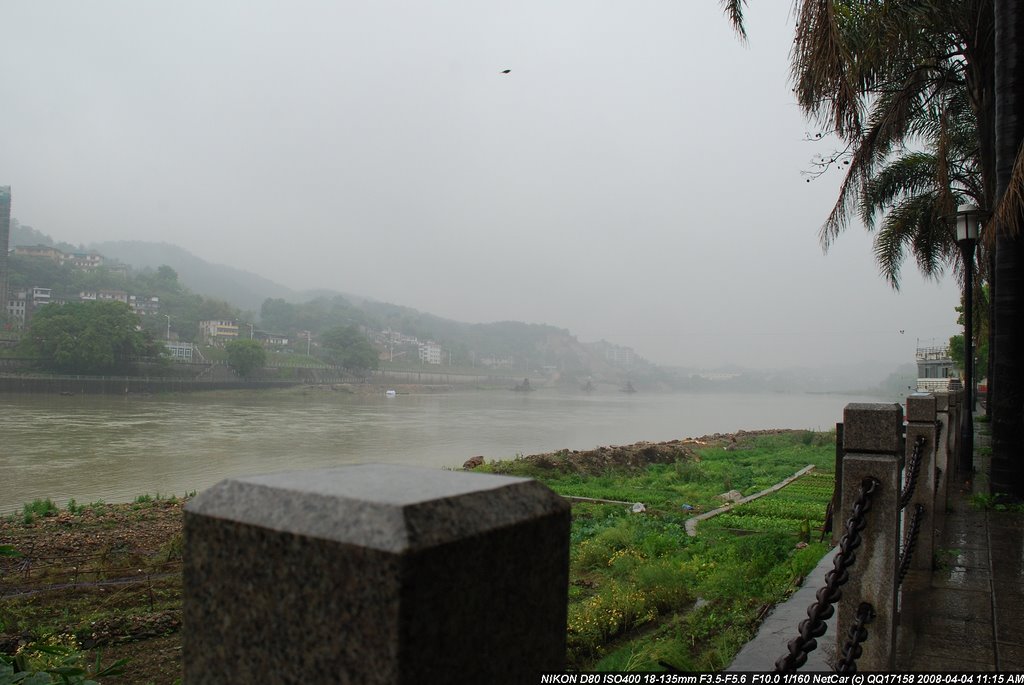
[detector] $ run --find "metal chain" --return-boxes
[898,504,926,585]
[899,435,926,510]
[774,477,880,673]
[836,602,876,673]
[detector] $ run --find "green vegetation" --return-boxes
[21,499,59,525]
[1,635,126,684]
[17,302,162,375]
[482,431,836,670]
[224,339,267,378]
[319,325,379,372]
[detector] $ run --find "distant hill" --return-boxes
[9,232,908,391]
[78,242,657,385]
[88,241,300,313]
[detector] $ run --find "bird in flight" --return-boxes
[501,69,511,74]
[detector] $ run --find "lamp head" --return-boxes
[955,203,982,242]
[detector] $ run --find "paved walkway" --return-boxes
[728,419,1024,672]
[897,425,1024,671]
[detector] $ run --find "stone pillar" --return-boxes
[949,390,963,476]
[899,394,940,661]
[903,394,938,575]
[832,422,844,547]
[933,392,951,532]
[839,403,903,672]
[183,464,571,684]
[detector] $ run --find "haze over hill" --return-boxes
[92,238,919,393]
[2,218,917,392]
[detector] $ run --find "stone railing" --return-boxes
[182,463,570,683]
[831,391,962,671]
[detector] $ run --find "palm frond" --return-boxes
[861,152,939,227]
[873,191,956,289]
[990,138,1024,241]
[721,0,748,42]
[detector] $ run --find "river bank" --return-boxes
[0,428,836,682]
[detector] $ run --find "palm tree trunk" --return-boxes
[988,250,995,418]
[990,0,1024,497]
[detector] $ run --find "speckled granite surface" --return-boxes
[183,464,570,684]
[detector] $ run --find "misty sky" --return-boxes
[0,1,959,369]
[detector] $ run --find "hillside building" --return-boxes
[79,289,128,304]
[129,295,160,316]
[5,287,56,326]
[13,245,62,262]
[165,341,196,361]
[13,245,104,270]
[418,342,442,365]
[605,345,635,368]
[199,320,239,345]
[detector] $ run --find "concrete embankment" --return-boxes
[0,375,304,395]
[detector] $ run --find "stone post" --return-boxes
[839,403,903,672]
[949,390,963,476]
[183,464,571,684]
[903,394,938,575]
[933,392,951,532]
[832,422,844,547]
[898,394,940,661]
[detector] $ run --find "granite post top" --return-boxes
[843,402,904,454]
[185,463,569,553]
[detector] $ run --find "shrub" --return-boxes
[22,498,58,524]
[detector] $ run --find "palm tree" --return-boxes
[788,0,995,249]
[859,88,986,288]
[725,0,1024,494]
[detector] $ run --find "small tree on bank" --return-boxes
[225,339,266,378]
[320,325,379,373]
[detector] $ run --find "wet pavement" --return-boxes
[897,424,1024,671]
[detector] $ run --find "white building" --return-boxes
[199,320,239,344]
[165,341,196,361]
[418,342,442,365]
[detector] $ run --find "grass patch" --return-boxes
[530,430,838,670]
[22,498,59,524]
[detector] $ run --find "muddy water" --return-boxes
[0,388,880,512]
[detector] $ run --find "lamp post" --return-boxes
[955,203,982,477]
[164,314,171,341]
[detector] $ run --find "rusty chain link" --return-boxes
[774,477,880,673]
[836,602,876,673]
[898,503,925,585]
[899,435,926,510]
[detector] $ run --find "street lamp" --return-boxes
[955,203,982,477]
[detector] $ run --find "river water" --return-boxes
[0,388,884,513]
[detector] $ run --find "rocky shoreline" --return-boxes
[462,428,807,473]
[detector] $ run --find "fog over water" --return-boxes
[0,1,957,369]
[0,389,879,513]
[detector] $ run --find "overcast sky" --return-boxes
[0,1,959,369]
